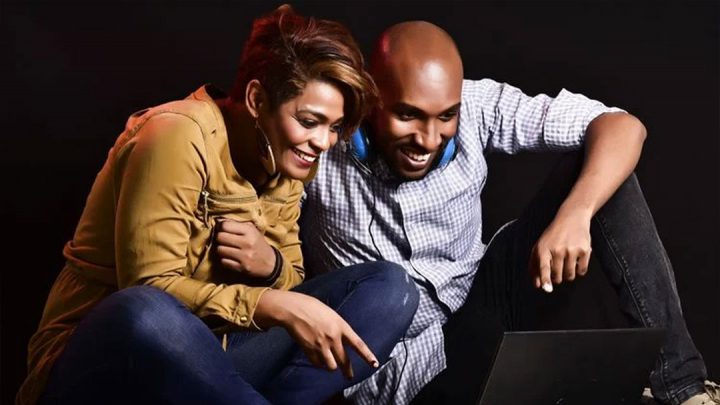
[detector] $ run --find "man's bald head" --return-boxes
[370,21,463,94]
[366,21,464,181]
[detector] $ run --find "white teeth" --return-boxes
[402,149,430,162]
[293,148,317,163]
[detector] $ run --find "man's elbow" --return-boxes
[600,111,647,144]
[625,113,648,143]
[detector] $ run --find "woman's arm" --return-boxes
[214,196,379,379]
[215,179,305,289]
[113,113,269,329]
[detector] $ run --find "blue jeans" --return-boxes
[41,261,419,404]
[413,153,707,405]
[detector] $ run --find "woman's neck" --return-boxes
[219,98,270,190]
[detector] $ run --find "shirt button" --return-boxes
[240,316,248,323]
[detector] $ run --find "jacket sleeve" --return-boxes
[113,113,269,329]
[269,179,305,291]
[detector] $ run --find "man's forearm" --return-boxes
[557,111,647,221]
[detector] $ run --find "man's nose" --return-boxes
[415,120,443,151]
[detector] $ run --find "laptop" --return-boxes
[477,328,666,405]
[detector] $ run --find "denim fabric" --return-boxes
[413,153,707,405]
[226,261,420,404]
[41,261,419,404]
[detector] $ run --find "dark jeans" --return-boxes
[412,153,707,405]
[41,261,419,404]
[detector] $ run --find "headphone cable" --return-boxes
[368,178,409,400]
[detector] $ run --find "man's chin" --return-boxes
[392,164,432,181]
[390,151,435,180]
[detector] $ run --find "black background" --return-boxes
[3,1,718,402]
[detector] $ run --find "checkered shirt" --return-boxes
[299,78,623,404]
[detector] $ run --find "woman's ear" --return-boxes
[245,79,265,119]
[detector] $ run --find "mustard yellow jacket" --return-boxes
[18,85,305,404]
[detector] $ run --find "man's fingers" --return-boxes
[577,248,592,276]
[343,327,379,369]
[550,250,564,285]
[563,250,578,282]
[331,341,353,380]
[538,250,553,292]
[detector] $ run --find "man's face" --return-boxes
[370,61,462,180]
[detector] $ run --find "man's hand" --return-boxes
[529,209,592,292]
[528,112,646,292]
[215,219,276,279]
[254,289,379,379]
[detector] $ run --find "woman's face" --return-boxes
[261,80,344,180]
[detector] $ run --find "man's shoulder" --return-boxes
[461,78,504,99]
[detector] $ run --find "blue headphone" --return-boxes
[348,126,457,170]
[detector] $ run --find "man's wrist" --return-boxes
[557,201,594,223]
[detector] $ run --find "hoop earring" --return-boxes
[255,119,277,176]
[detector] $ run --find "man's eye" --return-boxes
[439,112,458,122]
[397,112,415,121]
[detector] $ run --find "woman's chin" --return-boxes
[280,165,312,181]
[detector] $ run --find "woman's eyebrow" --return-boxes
[297,109,344,124]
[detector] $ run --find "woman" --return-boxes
[18,6,419,404]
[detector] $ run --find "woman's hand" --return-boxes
[215,219,276,279]
[529,208,592,292]
[254,289,379,380]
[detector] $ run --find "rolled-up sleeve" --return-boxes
[466,78,624,154]
[113,113,271,329]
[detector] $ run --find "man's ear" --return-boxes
[245,79,266,119]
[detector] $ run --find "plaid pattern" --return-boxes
[299,78,622,404]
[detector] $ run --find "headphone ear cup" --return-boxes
[350,128,371,162]
[437,137,457,168]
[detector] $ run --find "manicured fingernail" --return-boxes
[542,282,553,293]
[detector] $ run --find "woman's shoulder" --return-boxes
[268,176,305,205]
[126,93,219,141]
[112,87,224,159]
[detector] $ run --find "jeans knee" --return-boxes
[97,286,188,345]
[367,261,419,321]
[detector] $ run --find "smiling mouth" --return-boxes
[292,147,318,163]
[400,147,431,163]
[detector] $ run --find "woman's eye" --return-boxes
[300,119,318,128]
[330,125,342,134]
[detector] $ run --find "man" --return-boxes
[295,21,716,405]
